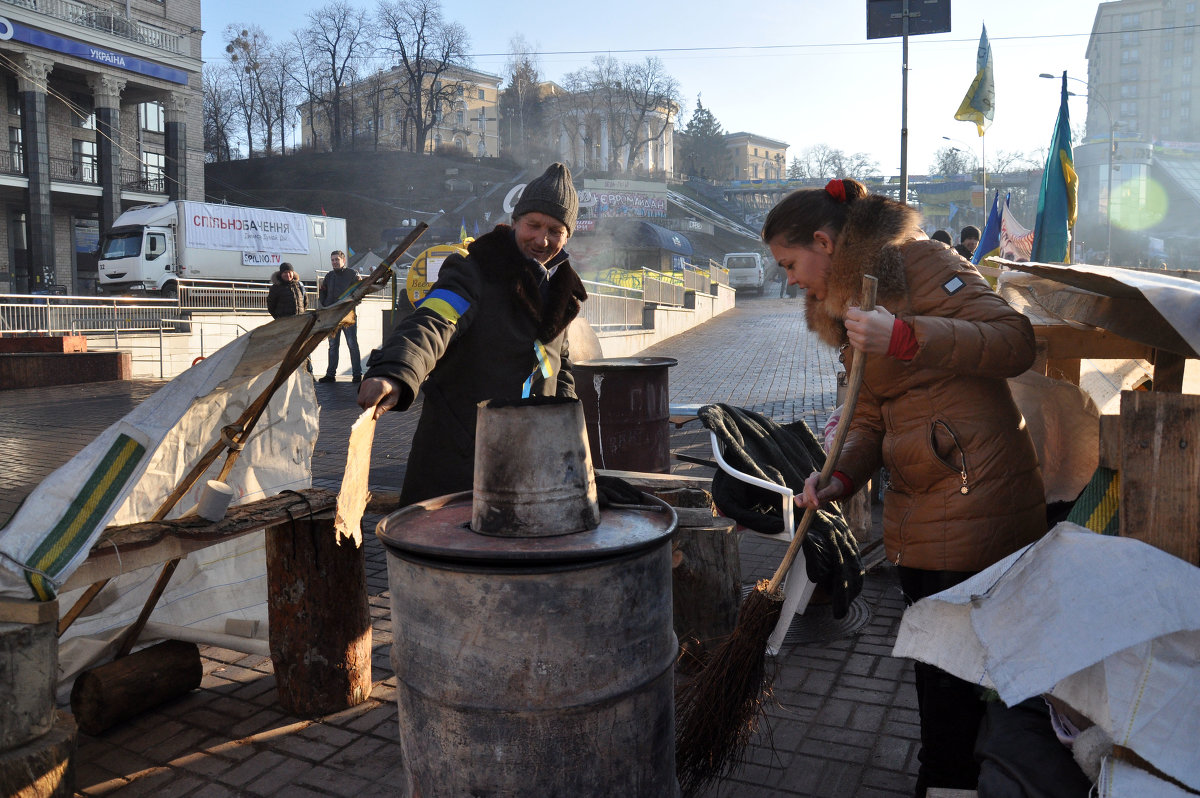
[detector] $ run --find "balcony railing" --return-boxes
[50,156,98,184]
[120,168,167,195]
[0,147,23,177]
[1,0,185,55]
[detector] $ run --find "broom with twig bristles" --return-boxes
[675,275,877,797]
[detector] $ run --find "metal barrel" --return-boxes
[572,357,677,473]
[471,396,600,537]
[376,494,679,798]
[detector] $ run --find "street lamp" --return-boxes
[1040,72,1114,265]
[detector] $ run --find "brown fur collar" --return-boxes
[468,225,588,342]
[807,196,923,347]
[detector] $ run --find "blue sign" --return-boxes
[0,15,189,85]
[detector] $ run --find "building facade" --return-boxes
[543,87,677,177]
[724,132,788,181]
[0,0,203,294]
[301,64,502,159]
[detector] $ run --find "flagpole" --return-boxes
[899,0,910,205]
[981,132,987,228]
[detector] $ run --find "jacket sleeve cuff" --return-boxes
[832,471,855,496]
[887,317,919,361]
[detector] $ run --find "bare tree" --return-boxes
[224,25,271,158]
[375,0,471,154]
[500,34,544,163]
[930,145,977,177]
[557,55,680,175]
[202,63,238,162]
[255,43,302,155]
[288,29,331,151]
[302,1,375,152]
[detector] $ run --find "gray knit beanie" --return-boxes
[514,163,578,235]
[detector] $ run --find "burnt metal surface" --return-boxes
[376,492,676,564]
[574,356,679,369]
[573,357,678,473]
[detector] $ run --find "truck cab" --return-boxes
[99,224,177,296]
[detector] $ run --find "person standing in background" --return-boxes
[318,250,362,384]
[267,262,307,319]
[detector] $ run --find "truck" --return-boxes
[722,251,766,295]
[97,201,348,297]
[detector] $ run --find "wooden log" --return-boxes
[1119,390,1200,565]
[69,640,201,736]
[265,511,371,718]
[655,488,742,674]
[0,711,75,797]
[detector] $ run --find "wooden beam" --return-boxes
[1151,349,1187,393]
[1119,391,1200,565]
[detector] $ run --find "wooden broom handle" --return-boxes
[766,274,877,594]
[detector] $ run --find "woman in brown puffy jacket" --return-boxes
[766,178,1047,797]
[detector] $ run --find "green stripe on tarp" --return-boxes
[25,433,146,600]
[1065,466,1120,536]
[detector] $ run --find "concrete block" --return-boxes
[0,604,58,750]
[0,352,131,390]
[0,711,76,797]
[0,336,87,353]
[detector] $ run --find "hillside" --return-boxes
[204,152,762,267]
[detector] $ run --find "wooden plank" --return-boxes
[1033,325,1154,361]
[0,597,57,625]
[1119,391,1200,565]
[1097,415,1122,470]
[60,488,339,592]
[1151,349,1187,393]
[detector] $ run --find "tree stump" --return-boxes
[266,511,371,718]
[656,488,741,673]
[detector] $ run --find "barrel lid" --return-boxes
[376,492,677,564]
[574,357,678,369]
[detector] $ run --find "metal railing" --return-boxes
[643,268,686,307]
[679,264,709,294]
[709,260,730,288]
[119,168,167,195]
[0,293,179,336]
[177,278,317,314]
[580,280,644,332]
[2,0,185,54]
[50,156,98,184]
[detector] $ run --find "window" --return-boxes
[1120,101,1138,117]
[70,93,95,129]
[1121,31,1140,46]
[1184,105,1192,121]
[141,150,165,191]
[1120,65,1140,81]
[139,102,164,133]
[1163,106,1173,119]
[1121,84,1139,98]
[456,109,464,126]
[1164,57,1174,69]
[312,219,326,239]
[8,126,22,173]
[1187,38,1196,52]
[477,89,485,100]
[1121,49,1140,64]
[1164,39,1174,52]
[6,76,19,116]
[457,84,464,96]
[72,139,98,182]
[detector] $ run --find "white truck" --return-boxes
[97,201,348,297]
[723,251,766,295]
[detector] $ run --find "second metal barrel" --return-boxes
[573,356,677,473]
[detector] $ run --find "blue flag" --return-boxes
[972,190,1002,265]
[1032,73,1078,263]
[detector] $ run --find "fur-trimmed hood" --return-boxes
[467,224,588,342]
[807,196,924,348]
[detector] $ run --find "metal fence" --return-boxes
[0,293,179,336]
[708,260,730,288]
[580,280,644,331]
[643,269,686,307]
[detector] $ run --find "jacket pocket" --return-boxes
[928,419,971,495]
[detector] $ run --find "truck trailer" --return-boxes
[98,201,348,297]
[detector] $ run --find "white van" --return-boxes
[723,252,765,295]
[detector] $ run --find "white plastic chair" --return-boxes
[708,430,817,655]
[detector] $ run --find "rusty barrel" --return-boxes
[573,356,677,473]
[376,493,679,797]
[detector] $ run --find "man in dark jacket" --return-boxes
[954,225,980,260]
[266,262,307,319]
[356,163,587,505]
[318,250,362,384]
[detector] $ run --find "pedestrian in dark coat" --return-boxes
[766,178,1045,798]
[267,262,307,318]
[356,163,587,505]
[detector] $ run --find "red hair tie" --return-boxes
[825,179,847,203]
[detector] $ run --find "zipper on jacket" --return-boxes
[931,419,971,495]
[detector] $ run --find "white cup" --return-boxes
[197,480,235,522]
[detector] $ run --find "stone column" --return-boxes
[88,74,125,236]
[164,91,188,201]
[600,119,609,172]
[19,55,54,292]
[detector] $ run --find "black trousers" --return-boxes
[896,566,986,797]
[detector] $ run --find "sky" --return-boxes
[198,0,1098,176]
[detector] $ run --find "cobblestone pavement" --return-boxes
[0,292,921,798]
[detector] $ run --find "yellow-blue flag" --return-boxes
[1032,73,1078,263]
[972,190,1002,265]
[955,24,995,136]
